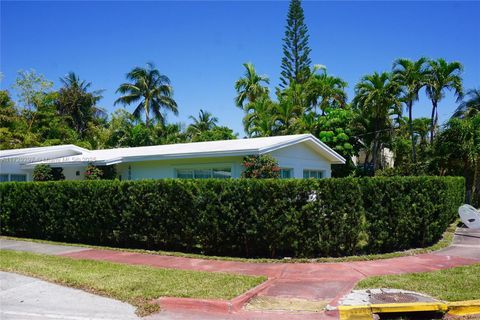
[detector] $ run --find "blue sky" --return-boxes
[1,1,479,136]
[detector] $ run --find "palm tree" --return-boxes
[425,58,463,143]
[353,72,402,171]
[56,72,105,137]
[115,63,178,127]
[306,69,347,115]
[274,99,300,134]
[297,112,318,134]
[243,96,276,137]
[235,63,270,109]
[187,109,218,134]
[453,88,480,119]
[393,57,428,163]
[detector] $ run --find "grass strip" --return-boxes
[0,250,266,316]
[356,263,480,302]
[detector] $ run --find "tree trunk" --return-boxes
[408,101,417,164]
[144,98,150,127]
[473,154,480,207]
[430,100,437,144]
[372,128,380,173]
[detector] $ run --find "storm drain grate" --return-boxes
[371,292,420,304]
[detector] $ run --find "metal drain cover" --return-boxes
[370,292,420,304]
[339,289,439,307]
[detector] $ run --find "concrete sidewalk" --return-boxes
[1,228,479,320]
[0,271,139,320]
[0,238,89,255]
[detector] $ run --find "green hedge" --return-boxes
[0,177,464,258]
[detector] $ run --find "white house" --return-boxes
[0,134,345,182]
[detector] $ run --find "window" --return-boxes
[176,167,231,179]
[303,170,323,179]
[176,169,194,179]
[212,168,231,179]
[0,174,8,182]
[193,169,211,179]
[10,174,27,182]
[280,168,292,179]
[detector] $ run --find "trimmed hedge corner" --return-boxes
[0,177,464,258]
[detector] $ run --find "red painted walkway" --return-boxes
[60,228,480,319]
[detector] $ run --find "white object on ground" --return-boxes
[459,204,480,229]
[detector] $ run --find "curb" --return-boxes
[338,300,480,320]
[447,300,480,316]
[153,278,274,314]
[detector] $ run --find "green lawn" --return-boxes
[0,250,266,315]
[356,263,480,302]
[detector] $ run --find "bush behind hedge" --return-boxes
[0,176,464,258]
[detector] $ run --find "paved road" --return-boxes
[0,272,139,320]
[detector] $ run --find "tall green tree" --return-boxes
[56,72,105,138]
[305,68,348,114]
[453,88,480,119]
[432,116,478,204]
[471,115,480,206]
[115,63,178,127]
[100,109,136,148]
[191,126,237,142]
[0,90,25,149]
[425,58,463,143]
[243,95,277,137]
[234,63,270,109]
[273,98,301,134]
[393,57,428,163]
[29,92,79,146]
[353,72,402,171]
[187,109,218,135]
[279,0,312,87]
[12,69,53,110]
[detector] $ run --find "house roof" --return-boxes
[2,134,345,167]
[0,144,88,159]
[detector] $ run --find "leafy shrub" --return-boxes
[242,155,280,178]
[33,164,65,181]
[84,164,117,180]
[84,164,104,180]
[0,177,464,258]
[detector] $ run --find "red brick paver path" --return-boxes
[60,228,480,319]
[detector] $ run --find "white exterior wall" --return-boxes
[116,156,245,180]
[269,143,332,178]
[114,142,332,181]
[61,166,87,180]
[0,162,32,181]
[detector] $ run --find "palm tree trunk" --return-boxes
[473,154,480,207]
[430,100,437,144]
[408,101,417,164]
[372,123,380,173]
[144,98,150,127]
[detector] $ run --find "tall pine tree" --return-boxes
[280,0,312,88]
